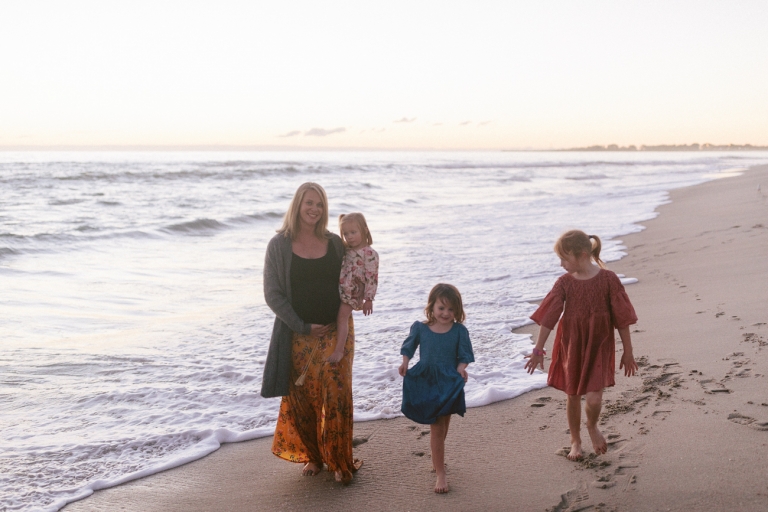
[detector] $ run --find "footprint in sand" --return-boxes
[698,378,732,394]
[551,443,644,510]
[550,482,591,512]
[742,332,767,347]
[727,413,768,431]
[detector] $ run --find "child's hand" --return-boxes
[620,349,638,377]
[457,366,468,382]
[524,353,545,374]
[362,300,373,316]
[327,349,344,364]
[398,361,408,377]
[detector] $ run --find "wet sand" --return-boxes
[64,164,768,511]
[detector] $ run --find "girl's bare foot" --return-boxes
[567,440,583,461]
[587,425,607,455]
[434,473,449,493]
[302,462,321,476]
[334,470,342,482]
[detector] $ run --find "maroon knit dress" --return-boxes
[531,269,637,395]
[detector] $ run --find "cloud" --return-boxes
[393,117,416,123]
[459,121,472,126]
[433,122,443,126]
[278,130,301,137]
[478,120,492,126]
[304,127,346,137]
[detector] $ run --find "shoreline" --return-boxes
[64,164,768,511]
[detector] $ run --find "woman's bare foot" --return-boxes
[587,425,607,455]
[334,470,353,484]
[567,440,584,461]
[302,462,321,476]
[434,473,449,494]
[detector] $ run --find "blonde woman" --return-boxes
[261,182,361,484]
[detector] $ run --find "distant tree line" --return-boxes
[562,143,768,151]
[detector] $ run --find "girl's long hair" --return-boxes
[277,182,329,240]
[424,283,465,325]
[554,229,605,268]
[338,212,373,247]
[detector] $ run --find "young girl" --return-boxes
[525,230,638,461]
[398,283,474,494]
[327,213,379,364]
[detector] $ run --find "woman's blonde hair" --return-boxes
[338,212,373,247]
[554,229,605,268]
[277,182,329,240]
[424,283,465,325]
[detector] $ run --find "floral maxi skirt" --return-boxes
[271,317,360,482]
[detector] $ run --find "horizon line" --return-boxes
[2,143,767,152]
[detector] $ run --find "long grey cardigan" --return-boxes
[260,231,344,398]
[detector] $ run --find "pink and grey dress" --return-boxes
[339,246,379,310]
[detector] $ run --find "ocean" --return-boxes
[2,150,767,511]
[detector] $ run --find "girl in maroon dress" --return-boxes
[525,230,638,461]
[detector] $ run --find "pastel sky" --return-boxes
[2,1,767,150]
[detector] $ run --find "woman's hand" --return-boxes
[524,353,545,374]
[327,349,344,364]
[457,365,469,382]
[310,324,330,337]
[620,349,638,377]
[362,299,373,316]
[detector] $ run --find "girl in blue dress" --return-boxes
[398,283,474,494]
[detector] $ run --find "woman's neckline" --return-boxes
[567,267,603,281]
[292,249,328,260]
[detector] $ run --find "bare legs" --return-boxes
[585,390,607,455]
[430,415,451,493]
[329,303,353,363]
[566,394,583,460]
[566,390,606,460]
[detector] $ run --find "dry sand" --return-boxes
[64,164,768,512]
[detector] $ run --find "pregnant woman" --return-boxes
[260,182,360,484]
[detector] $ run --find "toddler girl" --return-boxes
[327,213,379,364]
[399,283,474,494]
[525,230,638,460]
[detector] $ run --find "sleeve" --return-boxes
[608,272,638,329]
[400,321,421,359]
[363,248,379,301]
[530,277,566,330]
[263,236,310,335]
[338,252,353,304]
[457,324,475,364]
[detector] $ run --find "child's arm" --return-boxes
[524,326,552,374]
[617,326,638,376]
[398,356,410,377]
[457,362,469,382]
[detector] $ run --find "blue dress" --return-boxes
[400,321,475,424]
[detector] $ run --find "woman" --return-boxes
[261,182,360,484]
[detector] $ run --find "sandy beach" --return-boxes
[64,164,768,512]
